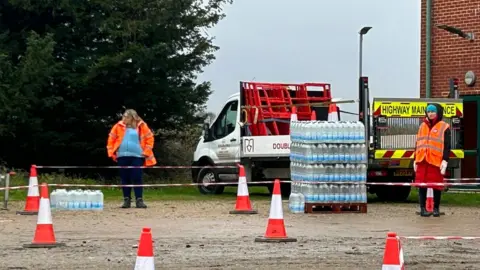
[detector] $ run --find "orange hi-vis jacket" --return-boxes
[414,120,449,168]
[107,120,157,167]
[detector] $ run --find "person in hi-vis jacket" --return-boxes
[413,103,451,217]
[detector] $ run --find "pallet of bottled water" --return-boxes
[288,120,369,214]
[50,189,104,211]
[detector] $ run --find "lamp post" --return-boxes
[358,26,372,156]
[359,26,372,78]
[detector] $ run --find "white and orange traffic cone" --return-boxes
[23,183,65,248]
[381,232,404,270]
[327,103,339,121]
[134,227,155,270]
[230,165,258,214]
[426,187,434,213]
[290,106,298,121]
[255,179,297,243]
[17,165,40,215]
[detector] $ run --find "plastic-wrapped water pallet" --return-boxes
[288,120,368,214]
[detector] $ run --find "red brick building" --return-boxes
[420,0,480,178]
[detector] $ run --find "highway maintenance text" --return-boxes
[379,103,458,117]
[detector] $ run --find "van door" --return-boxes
[210,100,240,164]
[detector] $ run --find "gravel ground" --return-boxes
[1,200,480,269]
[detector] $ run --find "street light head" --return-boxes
[437,24,475,41]
[359,26,372,35]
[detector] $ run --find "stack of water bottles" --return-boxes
[288,120,368,213]
[50,189,104,211]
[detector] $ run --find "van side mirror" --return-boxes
[203,122,210,140]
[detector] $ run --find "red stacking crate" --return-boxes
[241,81,332,136]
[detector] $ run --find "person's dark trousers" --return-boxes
[433,189,442,217]
[117,156,144,199]
[418,187,427,207]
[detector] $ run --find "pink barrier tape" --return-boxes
[400,236,480,240]
[446,178,480,181]
[0,180,292,191]
[0,185,31,191]
[30,166,480,182]
[34,165,239,169]
[366,182,480,187]
[3,181,480,191]
[446,178,480,182]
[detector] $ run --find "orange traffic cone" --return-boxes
[327,103,339,121]
[310,110,316,120]
[23,183,65,248]
[382,232,404,270]
[134,227,155,270]
[255,179,297,243]
[230,165,258,214]
[17,165,40,215]
[426,187,434,212]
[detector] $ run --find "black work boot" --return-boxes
[136,198,147,209]
[433,208,440,217]
[420,207,432,217]
[121,197,131,208]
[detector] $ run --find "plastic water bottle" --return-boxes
[74,190,81,209]
[296,122,303,143]
[80,190,87,210]
[357,122,365,143]
[359,164,367,182]
[361,184,367,202]
[317,184,325,202]
[312,144,319,163]
[338,122,345,143]
[307,184,315,203]
[324,122,331,143]
[333,122,340,143]
[355,144,362,163]
[290,121,297,142]
[332,164,340,182]
[65,190,72,210]
[360,144,367,163]
[346,122,353,143]
[338,144,346,163]
[50,190,57,210]
[94,190,104,210]
[318,121,324,143]
[332,185,339,203]
[337,185,344,202]
[348,185,353,202]
[304,122,311,143]
[289,183,298,213]
[57,189,66,210]
[297,184,305,212]
[351,165,358,182]
[317,144,323,163]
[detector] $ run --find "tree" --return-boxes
[0,0,232,171]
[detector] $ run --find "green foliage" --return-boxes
[0,0,232,173]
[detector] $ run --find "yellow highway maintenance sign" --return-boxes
[372,100,463,118]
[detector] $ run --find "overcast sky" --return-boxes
[197,0,421,120]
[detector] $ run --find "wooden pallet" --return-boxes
[304,203,367,214]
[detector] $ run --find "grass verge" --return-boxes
[2,172,480,206]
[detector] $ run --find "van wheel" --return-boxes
[196,168,225,195]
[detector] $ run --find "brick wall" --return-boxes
[420,0,480,98]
